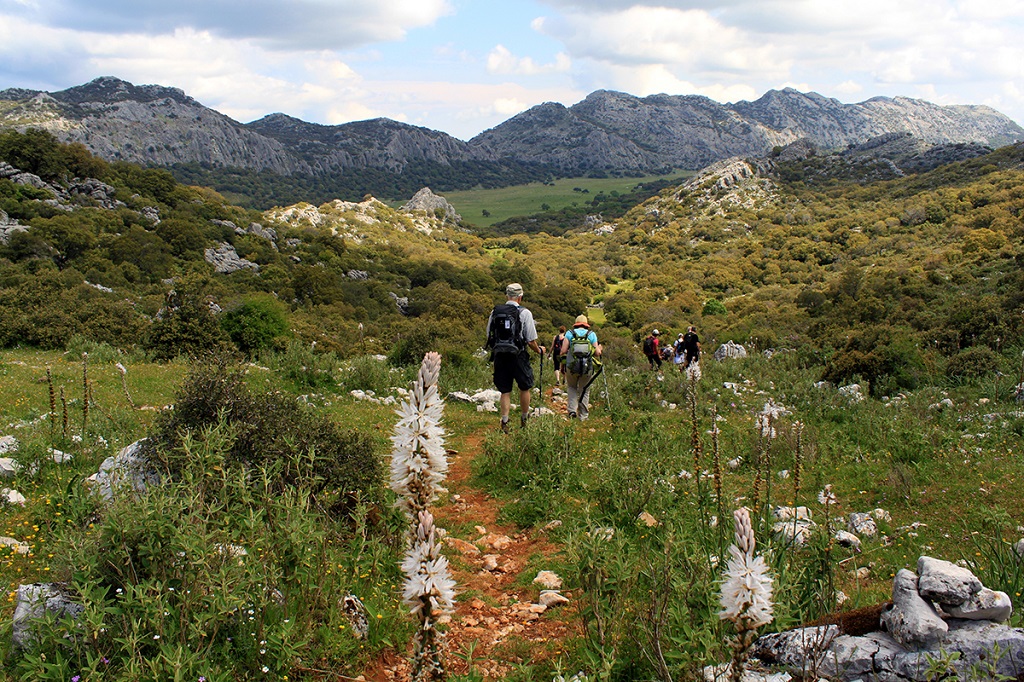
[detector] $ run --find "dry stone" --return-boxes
[880,569,947,648]
[916,555,982,605]
[12,583,84,649]
[714,340,747,361]
[533,570,562,589]
[945,588,1012,622]
[93,439,161,501]
[848,512,878,537]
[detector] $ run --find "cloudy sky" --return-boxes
[2,0,1022,141]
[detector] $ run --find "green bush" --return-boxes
[20,419,406,681]
[946,345,1000,379]
[144,359,381,512]
[221,297,289,357]
[145,276,232,361]
[702,299,728,316]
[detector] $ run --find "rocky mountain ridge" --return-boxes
[2,77,1022,194]
[475,88,1023,173]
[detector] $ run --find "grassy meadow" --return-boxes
[1,342,1023,680]
[440,173,690,227]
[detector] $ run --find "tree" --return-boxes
[221,297,290,357]
[146,275,231,360]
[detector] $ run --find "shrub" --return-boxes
[946,346,1000,379]
[703,299,728,316]
[221,297,289,357]
[145,276,232,361]
[144,359,381,512]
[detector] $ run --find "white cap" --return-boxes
[652,329,660,335]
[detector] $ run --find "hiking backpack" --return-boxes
[566,328,595,375]
[642,335,655,356]
[486,303,524,355]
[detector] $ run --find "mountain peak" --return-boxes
[53,76,195,106]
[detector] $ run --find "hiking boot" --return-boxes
[500,419,510,434]
[568,411,576,420]
[520,413,529,429]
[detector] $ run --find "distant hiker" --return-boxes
[560,314,602,421]
[485,282,544,433]
[673,333,686,366]
[682,326,701,368]
[551,325,567,387]
[643,329,662,370]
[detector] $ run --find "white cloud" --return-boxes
[531,1,1024,124]
[7,0,454,50]
[486,45,570,76]
[834,80,864,95]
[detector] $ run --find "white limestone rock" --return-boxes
[945,588,1012,622]
[880,569,948,649]
[773,519,816,546]
[917,555,982,606]
[834,530,861,550]
[848,512,878,537]
[538,590,570,608]
[12,583,84,649]
[533,570,563,589]
[0,457,21,479]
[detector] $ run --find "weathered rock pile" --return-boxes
[753,555,1020,681]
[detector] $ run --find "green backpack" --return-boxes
[566,328,595,375]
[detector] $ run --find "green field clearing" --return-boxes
[440,173,690,227]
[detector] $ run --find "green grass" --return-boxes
[4,345,1024,679]
[439,173,690,227]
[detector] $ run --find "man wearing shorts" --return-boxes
[487,282,545,432]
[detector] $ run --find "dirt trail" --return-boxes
[364,391,576,680]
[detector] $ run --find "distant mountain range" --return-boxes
[2,76,1022,202]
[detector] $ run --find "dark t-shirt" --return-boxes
[682,332,700,355]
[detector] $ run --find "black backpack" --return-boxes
[566,328,595,375]
[487,303,524,355]
[642,335,655,356]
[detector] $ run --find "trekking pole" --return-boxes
[602,362,612,412]
[537,349,544,412]
[579,363,604,407]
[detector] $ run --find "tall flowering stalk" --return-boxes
[390,352,454,681]
[115,362,136,409]
[687,363,702,478]
[719,507,774,682]
[711,407,723,523]
[792,421,804,503]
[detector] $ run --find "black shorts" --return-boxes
[493,351,534,393]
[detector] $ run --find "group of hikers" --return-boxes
[640,327,701,371]
[484,282,700,433]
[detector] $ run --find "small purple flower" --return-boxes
[101,658,109,664]
[72,677,80,682]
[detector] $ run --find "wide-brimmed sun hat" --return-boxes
[574,314,589,327]
[506,282,524,297]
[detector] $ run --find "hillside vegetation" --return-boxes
[0,128,1023,680]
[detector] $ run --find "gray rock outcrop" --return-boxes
[754,555,1019,681]
[880,569,948,648]
[400,187,461,223]
[91,439,161,501]
[205,243,260,274]
[12,583,84,649]
[714,341,748,361]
